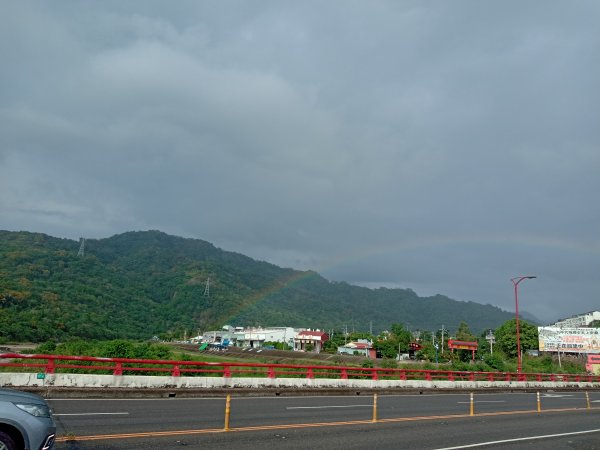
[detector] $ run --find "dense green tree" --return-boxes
[0,230,521,342]
[373,324,413,359]
[495,319,538,358]
[456,322,476,341]
[390,324,413,351]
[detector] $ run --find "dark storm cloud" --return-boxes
[1,1,599,323]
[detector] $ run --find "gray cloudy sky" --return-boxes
[1,1,599,324]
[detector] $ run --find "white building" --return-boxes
[236,327,300,349]
[337,339,375,358]
[199,326,303,349]
[552,311,600,328]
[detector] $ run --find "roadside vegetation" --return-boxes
[3,318,587,376]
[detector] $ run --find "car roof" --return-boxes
[0,388,46,404]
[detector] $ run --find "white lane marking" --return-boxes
[456,401,505,404]
[542,393,573,397]
[54,412,129,416]
[434,428,600,450]
[286,405,371,410]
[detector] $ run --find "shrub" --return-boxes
[380,358,397,369]
[35,341,57,354]
[482,353,505,371]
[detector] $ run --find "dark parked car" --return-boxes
[0,388,56,450]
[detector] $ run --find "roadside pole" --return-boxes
[372,393,378,422]
[469,393,474,416]
[586,391,591,410]
[224,394,231,431]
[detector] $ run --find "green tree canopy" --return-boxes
[374,323,414,358]
[495,319,538,358]
[455,322,476,341]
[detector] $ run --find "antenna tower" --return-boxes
[77,238,85,257]
[203,277,210,297]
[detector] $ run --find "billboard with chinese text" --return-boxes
[448,340,478,350]
[538,327,600,353]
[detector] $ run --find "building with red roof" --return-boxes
[337,339,376,359]
[294,330,329,353]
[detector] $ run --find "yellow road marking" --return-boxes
[55,406,597,443]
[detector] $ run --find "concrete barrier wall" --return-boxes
[1,372,599,391]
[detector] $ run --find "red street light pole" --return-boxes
[511,275,536,375]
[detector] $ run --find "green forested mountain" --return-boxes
[0,230,518,342]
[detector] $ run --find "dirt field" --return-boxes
[171,343,418,367]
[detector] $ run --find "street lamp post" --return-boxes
[511,275,536,375]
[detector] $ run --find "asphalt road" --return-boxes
[49,391,600,449]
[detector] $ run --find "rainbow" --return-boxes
[218,232,597,324]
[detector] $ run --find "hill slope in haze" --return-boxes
[0,230,520,342]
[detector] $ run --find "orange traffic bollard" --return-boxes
[224,394,231,431]
[372,393,378,422]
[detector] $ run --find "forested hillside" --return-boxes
[0,230,518,342]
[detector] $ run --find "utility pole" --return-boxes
[486,330,496,355]
[441,325,445,355]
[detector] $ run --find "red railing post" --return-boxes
[113,362,123,376]
[448,371,455,382]
[371,369,378,381]
[469,372,475,382]
[306,367,314,379]
[341,368,348,379]
[400,370,407,381]
[268,366,275,379]
[172,365,181,377]
[45,357,55,374]
[223,365,231,378]
[425,371,432,381]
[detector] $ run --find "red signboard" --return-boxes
[448,340,478,361]
[448,340,478,350]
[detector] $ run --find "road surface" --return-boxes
[50,391,600,449]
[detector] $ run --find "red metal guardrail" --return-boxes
[1,353,599,383]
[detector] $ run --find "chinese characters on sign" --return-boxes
[538,327,600,353]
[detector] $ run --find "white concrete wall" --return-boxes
[1,372,598,390]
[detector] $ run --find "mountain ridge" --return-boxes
[0,230,528,342]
